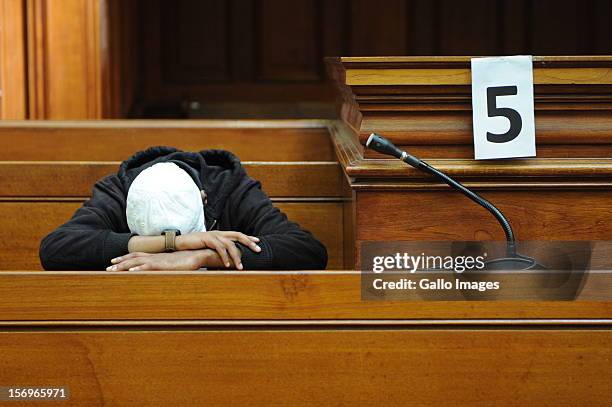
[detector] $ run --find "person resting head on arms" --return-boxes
[39,147,327,271]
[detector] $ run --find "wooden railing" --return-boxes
[0,271,609,406]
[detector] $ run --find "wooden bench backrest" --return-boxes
[0,120,345,270]
[0,120,335,161]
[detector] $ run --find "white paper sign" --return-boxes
[471,55,536,160]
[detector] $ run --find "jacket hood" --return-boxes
[117,146,247,224]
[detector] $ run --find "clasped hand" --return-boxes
[106,231,260,272]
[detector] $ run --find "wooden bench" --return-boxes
[0,271,609,406]
[0,120,346,270]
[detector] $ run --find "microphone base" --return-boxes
[484,256,546,271]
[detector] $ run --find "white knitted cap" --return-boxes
[126,162,206,236]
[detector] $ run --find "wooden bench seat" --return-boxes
[0,120,346,270]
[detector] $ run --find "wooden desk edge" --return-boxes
[0,271,609,322]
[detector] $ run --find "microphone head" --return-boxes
[365,133,404,160]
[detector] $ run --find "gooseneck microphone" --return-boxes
[366,133,543,270]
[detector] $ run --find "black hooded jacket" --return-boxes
[39,147,328,270]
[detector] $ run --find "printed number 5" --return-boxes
[486,86,522,143]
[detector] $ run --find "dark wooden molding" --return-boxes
[332,55,612,69]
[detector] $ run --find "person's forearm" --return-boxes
[198,249,234,269]
[127,235,243,268]
[127,233,198,253]
[127,235,166,253]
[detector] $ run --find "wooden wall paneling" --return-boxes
[348,0,407,56]
[0,0,27,119]
[437,0,500,55]
[50,0,102,118]
[132,0,612,117]
[321,0,346,59]
[593,0,612,54]
[103,0,138,118]
[100,0,114,118]
[25,0,44,118]
[120,0,139,117]
[71,0,612,116]
[139,0,160,104]
[162,0,230,83]
[229,0,255,81]
[136,0,336,115]
[407,0,438,55]
[530,0,588,55]
[257,0,320,81]
[406,0,603,56]
[25,0,106,119]
[500,0,528,54]
[143,0,236,94]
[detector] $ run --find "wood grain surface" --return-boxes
[327,56,612,162]
[346,67,612,85]
[0,272,608,320]
[0,161,342,198]
[0,270,608,405]
[0,201,344,271]
[0,120,334,161]
[327,57,612,269]
[25,0,104,119]
[359,111,612,158]
[0,120,343,269]
[355,189,612,241]
[337,56,612,84]
[0,0,27,119]
[0,329,609,406]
